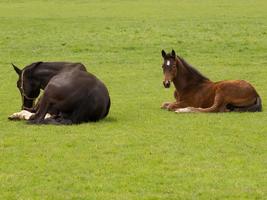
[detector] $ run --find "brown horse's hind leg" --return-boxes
[230,96,262,112]
[175,94,226,113]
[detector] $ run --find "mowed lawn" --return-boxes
[0,0,267,199]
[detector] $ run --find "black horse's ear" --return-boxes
[161,50,166,58]
[12,63,21,75]
[171,49,176,57]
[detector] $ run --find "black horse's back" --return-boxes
[36,61,87,71]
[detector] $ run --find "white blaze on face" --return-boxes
[166,60,170,66]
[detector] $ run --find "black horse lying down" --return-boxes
[11,62,110,124]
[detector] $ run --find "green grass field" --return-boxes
[0,0,267,199]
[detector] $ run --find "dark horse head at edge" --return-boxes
[12,61,87,111]
[12,62,41,110]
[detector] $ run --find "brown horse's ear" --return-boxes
[171,49,176,57]
[161,50,166,58]
[12,63,21,75]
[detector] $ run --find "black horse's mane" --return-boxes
[21,62,43,78]
[177,55,209,81]
[24,62,43,72]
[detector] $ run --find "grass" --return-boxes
[0,0,267,199]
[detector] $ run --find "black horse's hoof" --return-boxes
[27,119,42,125]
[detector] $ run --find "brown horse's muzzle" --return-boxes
[163,80,171,88]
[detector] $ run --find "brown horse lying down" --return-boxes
[161,50,262,113]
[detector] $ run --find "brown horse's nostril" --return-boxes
[163,81,171,88]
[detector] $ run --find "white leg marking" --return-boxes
[9,110,52,120]
[44,113,52,119]
[9,110,34,120]
[175,107,193,113]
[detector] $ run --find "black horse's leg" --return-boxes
[40,118,72,125]
[23,96,43,113]
[28,95,50,124]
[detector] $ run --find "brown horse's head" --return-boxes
[161,49,177,88]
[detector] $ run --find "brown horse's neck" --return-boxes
[172,57,210,92]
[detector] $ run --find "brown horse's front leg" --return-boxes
[161,101,187,111]
[161,90,182,111]
[161,101,172,109]
[167,102,181,111]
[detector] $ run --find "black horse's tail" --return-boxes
[232,96,262,112]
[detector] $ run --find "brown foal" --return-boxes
[161,50,262,113]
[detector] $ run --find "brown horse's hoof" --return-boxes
[166,103,180,111]
[161,102,171,109]
[167,105,176,111]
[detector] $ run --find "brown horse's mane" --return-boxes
[177,55,209,81]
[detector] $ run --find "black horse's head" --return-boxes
[161,49,178,88]
[12,63,41,110]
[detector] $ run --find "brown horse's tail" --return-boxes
[233,96,262,112]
